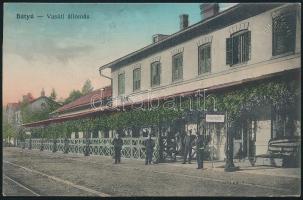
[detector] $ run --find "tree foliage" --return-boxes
[3,118,17,141]
[81,79,94,95]
[50,88,57,101]
[64,90,82,105]
[26,78,300,138]
[20,98,60,124]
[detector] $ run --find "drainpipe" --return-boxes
[99,67,112,87]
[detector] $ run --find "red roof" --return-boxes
[22,69,299,128]
[55,86,112,113]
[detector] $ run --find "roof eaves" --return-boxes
[98,3,242,71]
[99,3,284,71]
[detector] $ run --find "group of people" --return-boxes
[112,129,207,170]
[182,129,206,169]
[112,131,155,165]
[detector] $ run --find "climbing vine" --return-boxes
[25,78,300,138]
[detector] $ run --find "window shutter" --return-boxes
[243,31,251,62]
[172,57,176,81]
[122,74,125,94]
[151,63,154,86]
[158,63,161,85]
[201,48,205,73]
[198,47,202,74]
[118,73,125,95]
[179,54,183,79]
[247,31,251,60]
[137,69,140,90]
[226,38,232,65]
[118,75,121,95]
[206,45,211,72]
[133,70,136,91]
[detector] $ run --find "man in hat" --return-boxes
[196,130,205,169]
[182,129,193,164]
[144,131,155,165]
[112,133,123,164]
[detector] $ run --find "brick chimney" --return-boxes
[41,88,45,97]
[179,14,189,30]
[200,3,219,20]
[152,34,169,43]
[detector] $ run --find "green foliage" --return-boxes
[81,79,94,95]
[50,88,57,101]
[26,79,299,138]
[3,119,17,140]
[21,98,60,124]
[64,90,83,105]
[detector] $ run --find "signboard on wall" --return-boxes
[206,114,225,123]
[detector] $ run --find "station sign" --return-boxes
[205,114,225,123]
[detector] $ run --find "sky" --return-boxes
[3,3,237,106]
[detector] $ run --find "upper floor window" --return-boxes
[151,61,161,87]
[272,8,296,56]
[172,53,183,82]
[133,68,141,91]
[226,30,251,66]
[41,102,46,109]
[198,43,211,74]
[118,73,125,95]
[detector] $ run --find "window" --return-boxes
[226,30,251,66]
[272,8,296,56]
[118,73,125,95]
[172,53,183,81]
[198,43,211,74]
[41,102,46,109]
[151,61,161,87]
[133,68,141,91]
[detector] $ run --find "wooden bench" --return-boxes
[254,137,301,167]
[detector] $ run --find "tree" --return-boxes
[20,93,61,124]
[50,88,57,101]
[81,79,94,95]
[3,117,17,143]
[64,90,82,104]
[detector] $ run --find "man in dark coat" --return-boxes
[112,134,123,164]
[63,136,69,154]
[196,131,205,169]
[182,129,193,164]
[29,136,32,150]
[144,132,155,165]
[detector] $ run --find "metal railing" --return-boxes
[18,137,159,161]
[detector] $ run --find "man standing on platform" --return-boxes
[112,133,123,164]
[182,129,193,164]
[196,131,205,169]
[144,132,155,165]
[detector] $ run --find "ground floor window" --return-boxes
[271,111,299,139]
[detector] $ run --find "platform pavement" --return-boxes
[18,147,300,179]
[162,159,301,178]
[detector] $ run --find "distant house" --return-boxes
[4,93,34,145]
[5,102,21,125]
